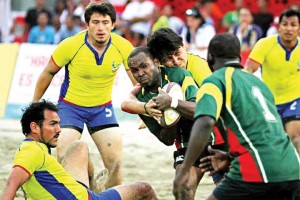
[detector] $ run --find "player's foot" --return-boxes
[91,168,109,193]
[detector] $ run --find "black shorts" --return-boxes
[213,176,300,200]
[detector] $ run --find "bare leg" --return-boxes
[114,182,158,200]
[61,140,90,187]
[56,128,81,162]
[91,127,122,188]
[285,120,300,154]
[175,165,204,200]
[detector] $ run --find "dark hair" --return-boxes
[147,28,183,63]
[279,9,300,24]
[208,33,241,59]
[128,46,153,65]
[84,1,116,24]
[20,100,59,136]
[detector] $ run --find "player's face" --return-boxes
[87,13,115,45]
[278,16,300,44]
[38,110,61,148]
[129,52,160,88]
[161,47,188,68]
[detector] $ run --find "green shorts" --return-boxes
[213,176,300,200]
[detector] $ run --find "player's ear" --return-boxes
[207,53,215,70]
[153,58,161,66]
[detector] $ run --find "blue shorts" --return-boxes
[277,98,300,124]
[58,100,119,134]
[87,188,121,200]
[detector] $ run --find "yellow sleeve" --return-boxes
[187,54,212,86]
[248,36,273,64]
[13,142,44,175]
[52,31,86,67]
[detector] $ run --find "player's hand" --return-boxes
[199,146,231,176]
[145,99,162,118]
[173,169,189,200]
[152,87,172,110]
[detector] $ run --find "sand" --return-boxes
[0,119,215,199]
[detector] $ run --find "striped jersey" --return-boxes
[195,65,300,182]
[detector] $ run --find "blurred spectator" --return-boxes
[28,11,56,44]
[266,16,279,37]
[181,7,215,59]
[25,0,52,38]
[288,2,300,11]
[52,15,62,44]
[253,0,273,37]
[222,0,243,31]
[121,0,155,46]
[58,14,81,42]
[54,0,69,25]
[152,4,184,34]
[73,15,85,29]
[73,0,90,23]
[229,7,263,53]
[198,0,224,32]
[9,16,26,43]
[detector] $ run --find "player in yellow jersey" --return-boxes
[1,100,157,200]
[32,2,137,189]
[246,9,300,153]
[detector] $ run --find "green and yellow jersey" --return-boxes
[195,65,300,182]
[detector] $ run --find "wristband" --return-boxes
[170,98,178,109]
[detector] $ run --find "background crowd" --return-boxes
[1,0,299,62]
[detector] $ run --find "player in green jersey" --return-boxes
[173,33,300,200]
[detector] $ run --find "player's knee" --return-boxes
[133,182,157,199]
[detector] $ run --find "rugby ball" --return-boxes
[159,82,184,128]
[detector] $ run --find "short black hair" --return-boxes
[279,9,300,24]
[20,100,59,136]
[208,33,241,59]
[128,46,153,65]
[147,28,183,63]
[84,1,116,24]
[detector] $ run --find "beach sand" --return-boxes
[0,119,215,199]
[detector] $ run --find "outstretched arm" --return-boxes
[245,58,261,73]
[1,167,30,200]
[32,58,61,102]
[199,146,231,176]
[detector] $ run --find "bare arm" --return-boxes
[32,58,61,102]
[1,167,30,200]
[155,125,177,146]
[121,86,162,117]
[245,58,261,73]
[173,116,214,199]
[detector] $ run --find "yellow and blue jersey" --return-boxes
[186,53,212,87]
[248,35,300,105]
[13,139,89,199]
[52,30,134,107]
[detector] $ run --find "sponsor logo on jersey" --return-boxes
[112,61,121,72]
